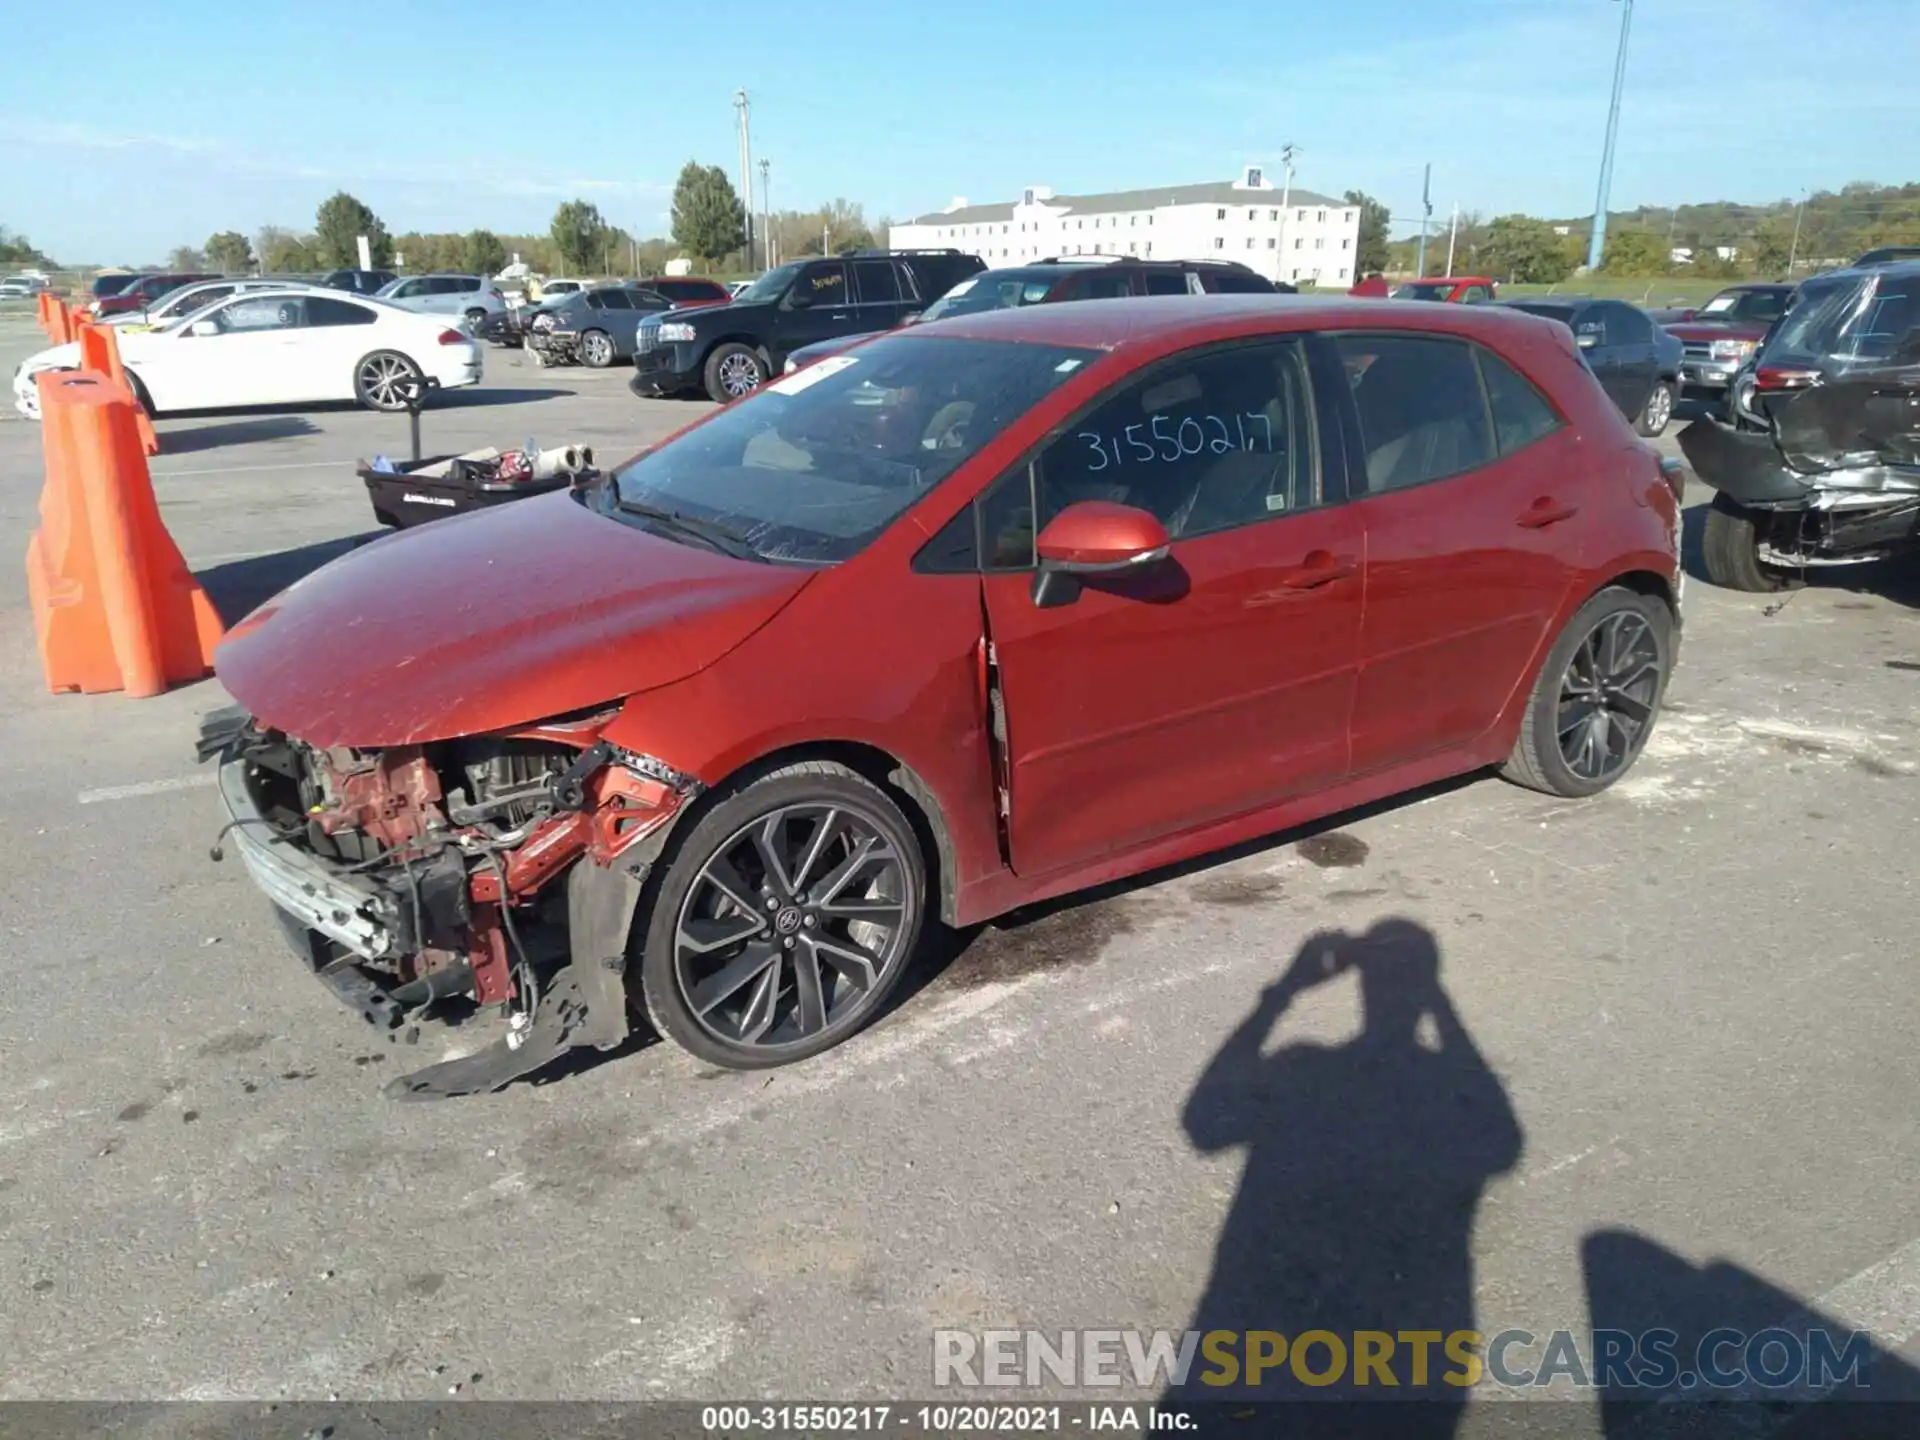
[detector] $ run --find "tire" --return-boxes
[125,368,157,417]
[634,761,927,1070]
[353,350,424,413]
[579,329,616,369]
[1701,492,1796,593]
[1634,379,1676,437]
[1501,585,1674,798]
[703,342,768,403]
[463,308,488,329]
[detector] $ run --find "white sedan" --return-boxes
[12,289,484,419]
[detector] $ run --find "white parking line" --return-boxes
[77,774,217,805]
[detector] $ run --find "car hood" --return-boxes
[214,490,814,747]
[1666,319,1770,343]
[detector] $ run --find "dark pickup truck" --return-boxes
[1664,283,1796,410]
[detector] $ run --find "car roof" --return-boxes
[909,291,1560,353]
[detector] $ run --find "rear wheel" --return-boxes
[704,343,768,403]
[579,329,616,368]
[463,307,488,329]
[1502,586,1673,798]
[353,351,423,413]
[635,762,926,1069]
[1634,380,1676,437]
[1701,492,1796,593]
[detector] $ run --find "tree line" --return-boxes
[143,162,898,284]
[1386,182,1920,284]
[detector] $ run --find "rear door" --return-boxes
[1330,331,1585,775]
[1598,302,1659,418]
[977,334,1364,878]
[850,258,910,330]
[299,295,383,400]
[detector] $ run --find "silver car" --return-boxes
[373,274,508,328]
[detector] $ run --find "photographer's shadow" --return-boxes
[1166,919,1522,1436]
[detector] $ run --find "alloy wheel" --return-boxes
[358,354,417,410]
[673,803,913,1051]
[582,332,613,366]
[1645,384,1673,432]
[1556,611,1662,783]
[718,352,762,397]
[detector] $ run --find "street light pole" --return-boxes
[1585,0,1635,273]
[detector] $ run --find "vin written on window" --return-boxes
[1077,412,1276,471]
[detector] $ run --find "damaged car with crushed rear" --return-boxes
[203,294,1683,1097]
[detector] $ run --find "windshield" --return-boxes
[920,273,1056,321]
[731,262,804,304]
[1698,288,1789,324]
[1390,283,1450,301]
[607,335,1095,564]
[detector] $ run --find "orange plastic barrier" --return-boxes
[76,323,160,456]
[49,299,75,346]
[35,292,54,338]
[23,370,223,697]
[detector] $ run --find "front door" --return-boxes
[979,336,1363,880]
[157,294,308,410]
[1597,301,1659,418]
[770,262,853,366]
[1328,331,1586,775]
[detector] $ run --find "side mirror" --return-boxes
[902,311,923,324]
[1032,501,1170,607]
[1576,330,1600,349]
[785,287,813,310]
[189,319,218,337]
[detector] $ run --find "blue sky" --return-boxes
[5,0,1915,264]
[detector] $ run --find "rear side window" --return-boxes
[1603,303,1651,344]
[1202,268,1273,294]
[306,296,376,327]
[1475,348,1562,455]
[1066,271,1133,300]
[852,260,901,304]
[1333,334,1495,494]
[1144,270,1188,296]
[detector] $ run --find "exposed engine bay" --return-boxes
[197,704,703,1099]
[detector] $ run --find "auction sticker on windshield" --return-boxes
[768,354,860,396]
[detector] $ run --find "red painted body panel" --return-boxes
[229,295,1679,930]
[214,491,812,747]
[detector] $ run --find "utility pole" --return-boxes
[1415,163,1433,277]
[758,157,772,271]
[1787,192,1807,277]
[1446,203,1460,277]
[1276,142,1300,280]
[733,89,756,270]
[1585,0,1636,272]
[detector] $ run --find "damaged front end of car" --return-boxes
[197,703,703,1100]
[1679,365,1920,570]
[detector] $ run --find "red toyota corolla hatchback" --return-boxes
[205,294,1683,1096]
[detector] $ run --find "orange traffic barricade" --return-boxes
[24,370,222,697]
[76,322,159,456]
[35,291,54,338]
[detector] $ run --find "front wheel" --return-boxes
[1502,586,1674,798]
[704,343,768,403]
[1634,379,1676,437]
[463,308,488,329]
[635,761,926,1069]
[353,351,424,412]
[579,329,616,369]
[1701,492,1797,593]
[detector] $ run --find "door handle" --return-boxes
[1517,498,1579,528]
[1278,551,1357,589]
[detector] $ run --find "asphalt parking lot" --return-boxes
[3,314,1920,1435]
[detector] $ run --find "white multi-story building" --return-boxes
[889,165,1361,288]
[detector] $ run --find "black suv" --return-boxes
[320,268,399,295]
[779,257,1290,375]
[630,249,986,402]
